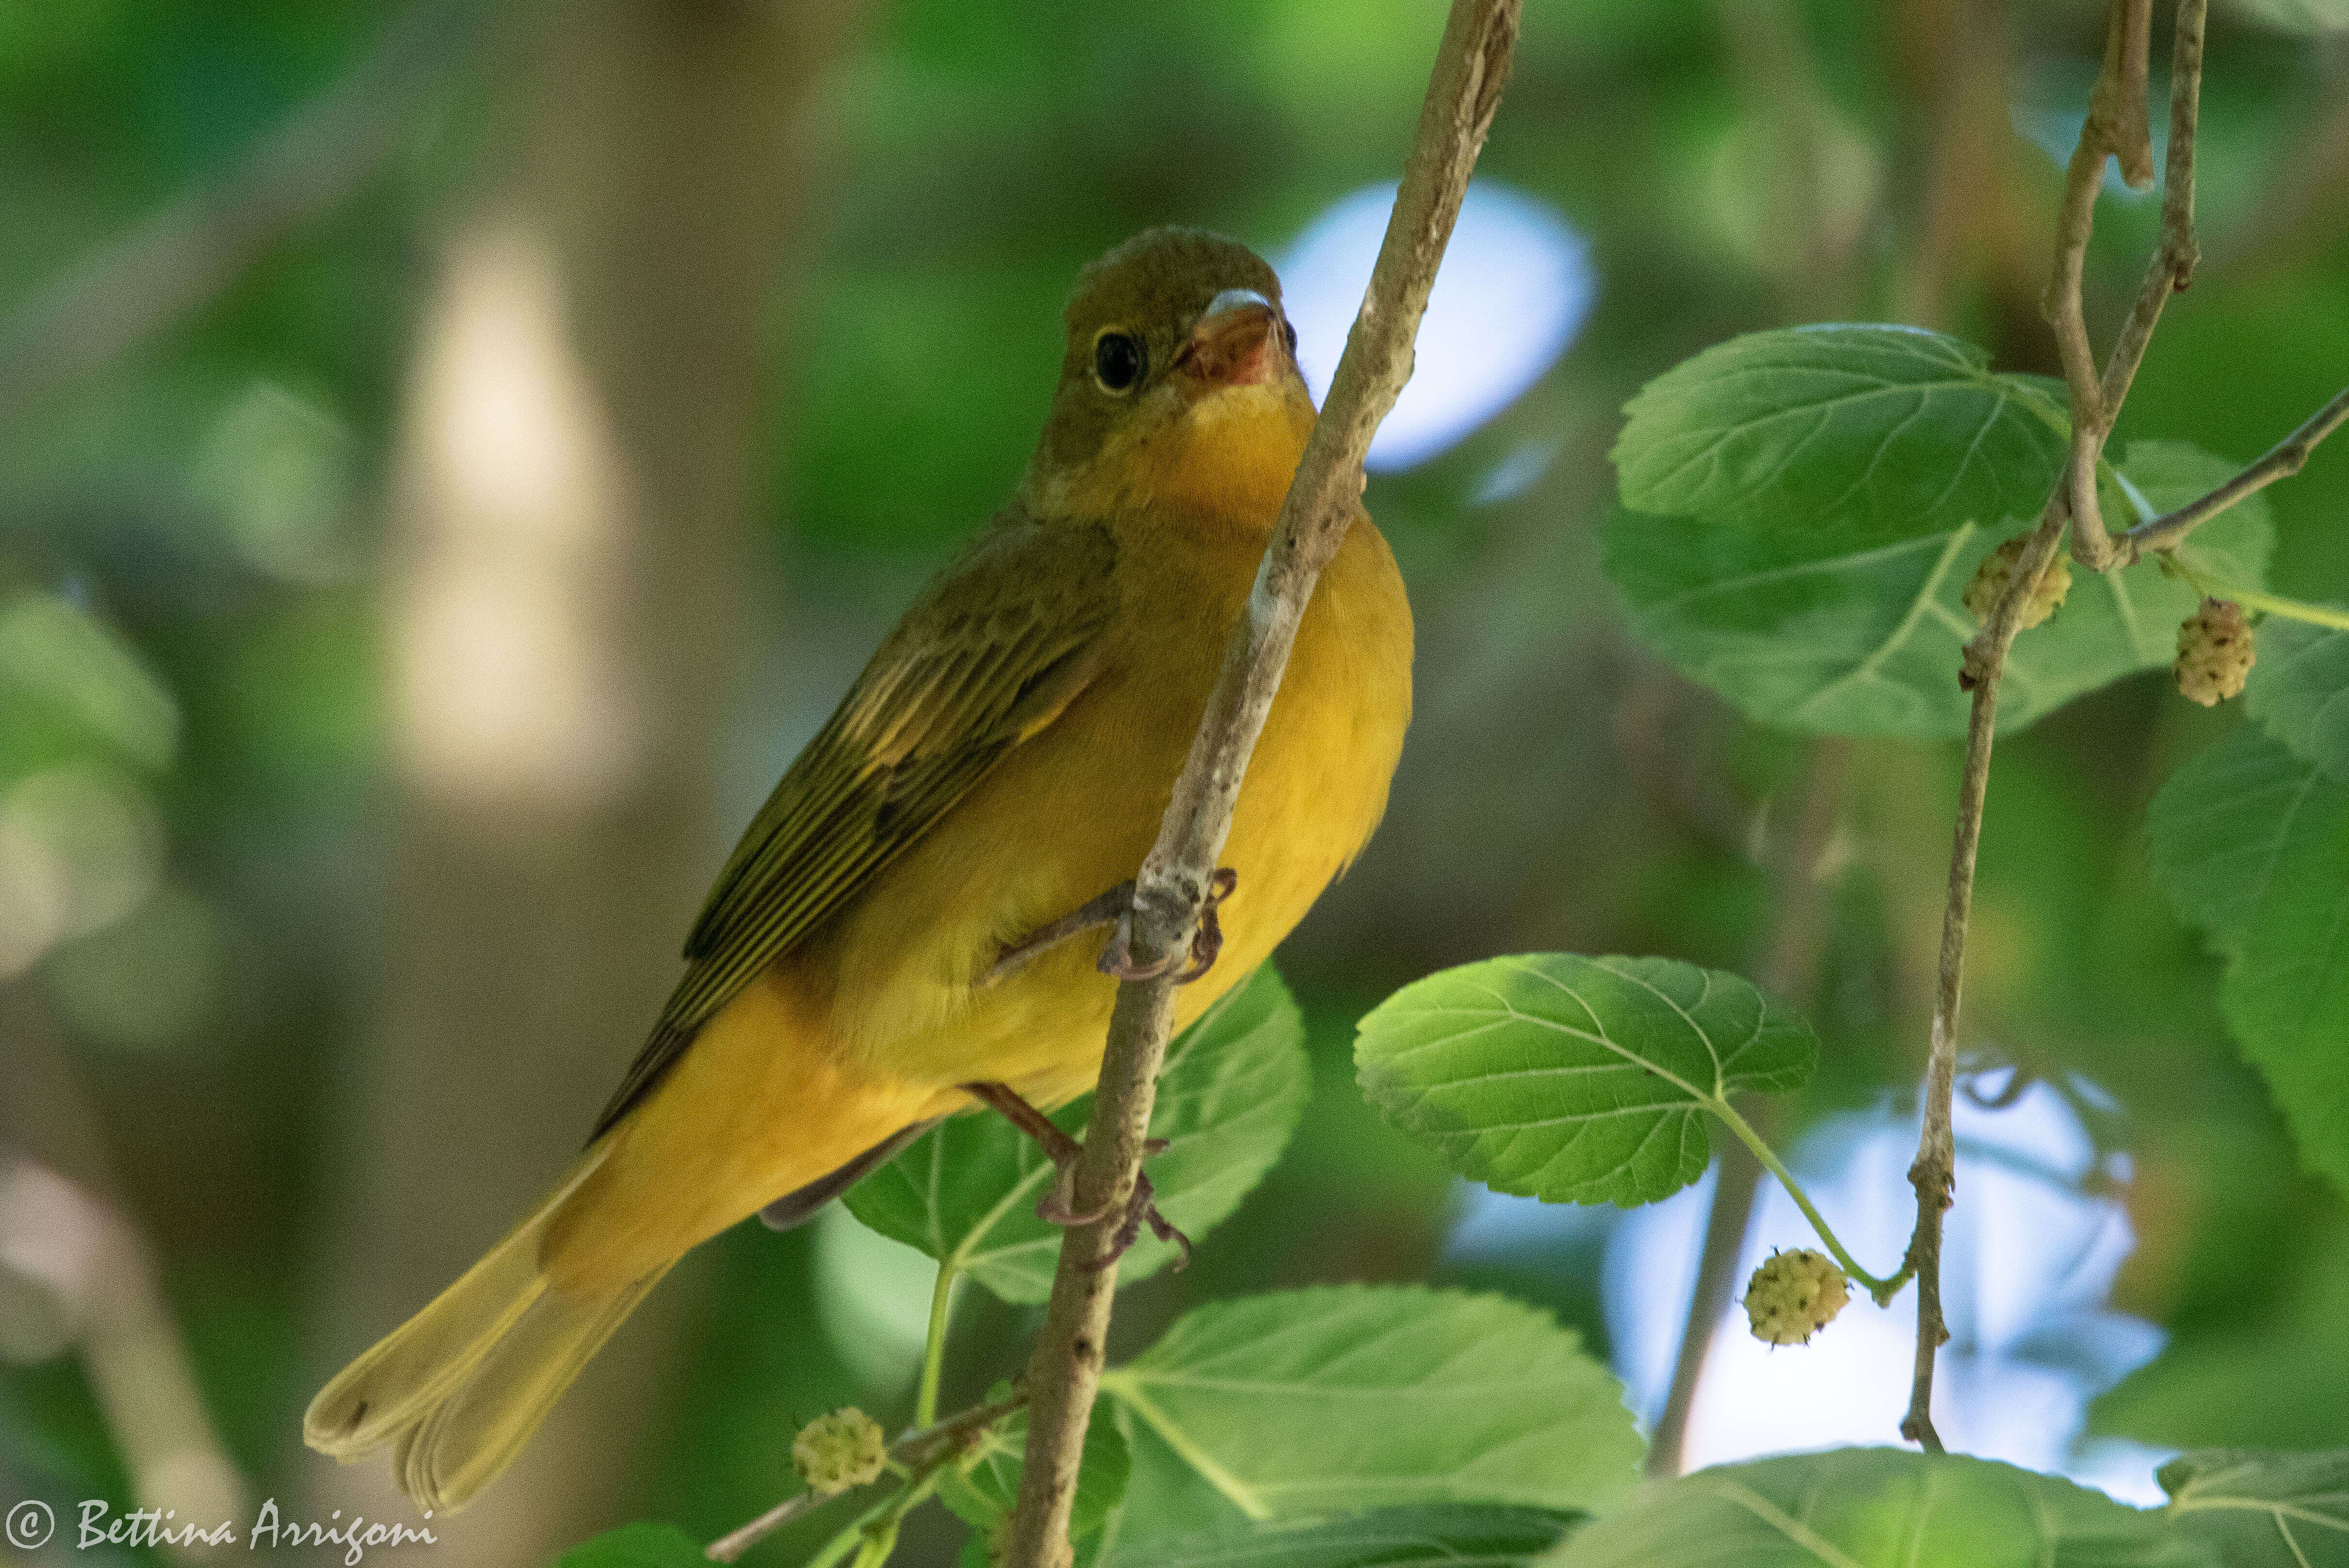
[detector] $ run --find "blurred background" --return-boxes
[3,0,2348,1562]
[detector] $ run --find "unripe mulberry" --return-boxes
[2176,598,2254,707]
[1963,536,2072,630]
[1744,1248,1849,1346]
[794,1407,886,1494]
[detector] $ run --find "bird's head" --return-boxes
[1021,227,1316,527]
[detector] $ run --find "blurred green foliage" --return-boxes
[3,0,2348,1563]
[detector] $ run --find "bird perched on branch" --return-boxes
[305,226,1413,1512]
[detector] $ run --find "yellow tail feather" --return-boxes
[304,1145,665,1515]
[306,969,961,1511]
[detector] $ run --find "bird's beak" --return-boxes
[1177,288,1281,391]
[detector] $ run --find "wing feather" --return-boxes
[588,513,1117,1138]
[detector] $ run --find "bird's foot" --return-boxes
[979,881,1136,988]
[960,1080,1102,1217]
[1076,1164,1191,1273]
[1096,868,1238,985]
[959,1080,1187,1268]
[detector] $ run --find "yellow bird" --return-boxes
[305,226,1414,1512]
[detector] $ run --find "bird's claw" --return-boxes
[1075,1167,1191,1273]
[1038,1137,1183,1271]
[1174,867,1239,983]
[1096,868,1238,985]
[962,1082,1183,1258]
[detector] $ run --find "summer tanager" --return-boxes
[305,226,1414,1512]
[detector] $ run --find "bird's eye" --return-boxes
[1093,332,1145,393]
[1280,319,1298,356]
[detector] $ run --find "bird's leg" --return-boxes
[959,1080,1100,1218]
[979,881,1136,988]
[1096,867,1239,985]
[958,1081,1187,1269]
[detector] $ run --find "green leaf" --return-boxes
[2148,730,2349,1199]
[554,1522,708,1568]
[2247,617,2349,779]
[844,965,1309,1303]
[1604,440,2272,737]
[1353,954,1813,1207]
[2160,1449,2349,1568]
[1611,325,2067,539]
[1133,1505,1580,1567]
[1545,1449,2202,1567]
[938,1404,1130,1543]
[1094,1284,1641,1553]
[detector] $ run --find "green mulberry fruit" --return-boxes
[793,1407,887,1494]
[1963,536,2071,630]
[1744,1248,1849,1346]
[2175,598,2254,707]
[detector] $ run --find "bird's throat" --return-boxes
[1063,381,1316,531]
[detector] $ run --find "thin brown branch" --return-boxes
[2042,0,2163,568]
[1900,0,2205,1449]
[2044,131,2112,563]
[704,1387,1029,1564]
[1902,500,2068,1453]
[0,0,494,426]
[2098,0,2204,420]
[2119,383,2349,561]
[2103,0,2158,191]
[703,1490,828,1564]
[998,4,1521,1563]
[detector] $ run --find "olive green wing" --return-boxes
[590,515,1118,1138]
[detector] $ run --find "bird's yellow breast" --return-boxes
[818,498,1411,1104]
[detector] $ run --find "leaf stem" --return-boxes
[917,1266,960,1429]
[1710,1099,1900,1301]
[2166,563,2349,630]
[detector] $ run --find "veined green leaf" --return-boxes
[1604,441,2271,738]
[844,965,1308,1303]
[2247,617,2349,780]
[1612,325,2067,538]
[2146,727,2330,952]
[2148,730,2349,1200]
[1132,1505,1580,1567]
[1094,1286,1639,1558]
[1545,1449,2202,1567]
[1354,954,1813,1207]
[2160,1448,2349,1568]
